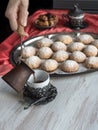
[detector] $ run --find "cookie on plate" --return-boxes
[60,60,79,72]
[56,34,73,44]
[70,51,86,63]
[51,41,67,52]
[83,45,98,57]
[41,59,58,72]
[78,34,94,44]
[22,46,36,58]
[36,37,53,48]
[68,42,85,52]
[52,50,69,62]
[25,56,41,69]
[92,39,98,48]
[85,56,98,69]
[37,47,53,59]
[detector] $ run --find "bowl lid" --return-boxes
[69,4,84,17]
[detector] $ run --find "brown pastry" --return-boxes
[35,13,58,27]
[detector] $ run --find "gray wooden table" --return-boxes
[0,71,98,130]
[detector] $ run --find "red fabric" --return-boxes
[1,9,98,76]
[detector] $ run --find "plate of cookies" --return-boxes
[10,32,98,76]
[34,13,58,29]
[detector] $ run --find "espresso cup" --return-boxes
[23,69,50,98]
[27,69,50,89]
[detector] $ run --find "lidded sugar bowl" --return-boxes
[63,4,87,29]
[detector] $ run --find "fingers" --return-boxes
[5,3,18,31]
[5,0,29,33]
[5,12,18,31]
[18,0,29,27]
[18,7,29,27]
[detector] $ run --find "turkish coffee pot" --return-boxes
[63,4,85,29]
[2,61,34,93]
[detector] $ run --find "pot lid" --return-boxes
[69,4,84,17]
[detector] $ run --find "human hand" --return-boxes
[5,0,29,36]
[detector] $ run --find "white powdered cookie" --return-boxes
[83,45,98,57]
[78,34,94,44]
[61,60,79,72]
[68,42,85,52]
[22,46,36,58]
[92,39,98,48]
[41,59,58,72]
[56,35,73,44]
[70,51,86,63]
[37,47,53,59]
[36,37,53,48]
[85,56,98,69]
[52,50,69,62]
[25,56,41,69]
[51,41,67,52]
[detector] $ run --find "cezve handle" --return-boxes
[17,24,28,37]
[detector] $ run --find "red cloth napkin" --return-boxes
[1,9,98,76]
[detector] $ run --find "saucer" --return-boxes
[23,83,57,108]
[65,21,88,30]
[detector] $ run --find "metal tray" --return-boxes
[10,32,98,76]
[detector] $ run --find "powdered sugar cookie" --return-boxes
[60,60,79,72]
[56,35,73,44]
[52,50,69,62]
[68,42,85,52]
[85,56,98,69]
[37,47,53,59]
[92,39,98,48]
[41,59,58,72]
[51,41,67,52]
[22,46,36,58]
[25,56,41,69]
[78,34,94,44]
[70,51,86,63]
[36,37,53,48]
[83,45,98,57]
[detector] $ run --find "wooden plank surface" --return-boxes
[0,71,98,130]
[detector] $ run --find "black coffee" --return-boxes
[34,80,43,83]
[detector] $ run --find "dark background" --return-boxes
[0,0,98,43]
[0,0,53,43]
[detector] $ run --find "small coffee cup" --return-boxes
[27,69,50,89]
[24,69,50,98]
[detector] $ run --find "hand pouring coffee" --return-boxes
[2,24,31,92]
[2,25,57,109]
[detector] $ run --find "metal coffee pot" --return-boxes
[2,61,34,93]
[63,4,85,29]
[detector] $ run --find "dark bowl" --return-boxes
[34,15,58,30]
